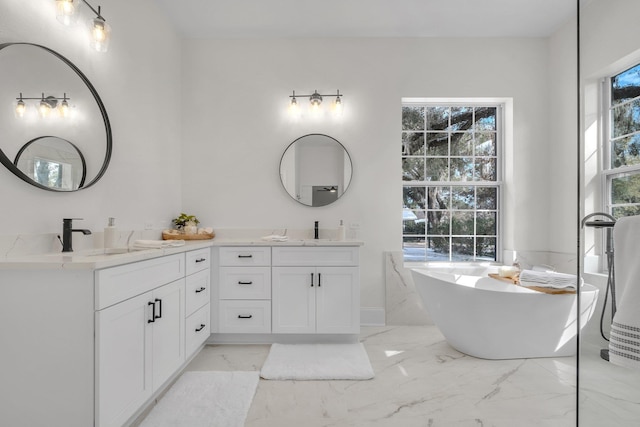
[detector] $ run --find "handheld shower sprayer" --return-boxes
[582,212,616,255]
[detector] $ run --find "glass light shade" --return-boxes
[89,18,111,52]
[333,97,344,116]
[39,100,52,118]
[59,99,70,117]
[55,0,81,26]
[15,99,26,118]
[309,92,323,112]
[288,97,301,117]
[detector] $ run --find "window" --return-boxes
[605,63,640,218]
[402,103,501,262]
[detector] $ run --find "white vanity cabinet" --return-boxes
[95,254,186,427]
[271,246,360,334]
[0,243,216,427]
[217,247,272,333]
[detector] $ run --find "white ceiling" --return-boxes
[152,0,577,39]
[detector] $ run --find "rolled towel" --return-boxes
[518,269,582,290]
[261,234,289,242]
[132,239,185,249]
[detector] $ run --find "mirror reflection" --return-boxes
[0,43,111,191]
[14,136,86,191]
[279,134,352,207]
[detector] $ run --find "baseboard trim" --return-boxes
[360,307,385,326]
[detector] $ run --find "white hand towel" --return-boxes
[610,215,640,370]
[261,235,289,242]
[518,269,581,290]
[132,239,185,249]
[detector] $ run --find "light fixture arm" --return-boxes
[289,90,343,99]
[80,0,105,21]
[16,93,71,102]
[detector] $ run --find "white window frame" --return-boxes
[401,99,504,263]
[601,66,640,217]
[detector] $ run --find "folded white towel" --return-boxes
[132,239,186,249]
[261,235,289,242]
[518,269,581,290]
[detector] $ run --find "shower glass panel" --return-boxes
[580,0,640,425]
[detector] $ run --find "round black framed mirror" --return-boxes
[14,136,87,191]
[279,134,353,207]
[0,42,112,192]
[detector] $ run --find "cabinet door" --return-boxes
[272,267,315,333]
[316,267,360,334]
[151,279,185,390]
[96,292,153,427]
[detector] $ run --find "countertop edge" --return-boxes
[0,239,364,270]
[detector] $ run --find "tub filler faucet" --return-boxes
[62,218,92,252]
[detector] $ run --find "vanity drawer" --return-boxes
[219,267,271,300]
[219,247,271,267]
[219,300,271,333]
[186,269,210,316]
[186,304,210,358]
[186,248,211,276]
[95,254,184,310]
[272,247,359,267]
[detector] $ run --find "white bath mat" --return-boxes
[139,371,259,427]
[260,343,375,380]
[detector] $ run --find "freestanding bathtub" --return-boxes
[410,265,599,359]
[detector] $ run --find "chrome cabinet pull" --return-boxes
[238,314,253,319]
[195,287,206,293]
[147,301,156,323]
[195,324,206,332]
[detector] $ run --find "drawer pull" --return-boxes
[238,254,253,258]
[195,324,206,332]
[195,287,206,293]
[147,301,156,323]
[238,314,253,319]
[238,281,253,285]
[195,258,207,263]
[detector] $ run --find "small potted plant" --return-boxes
[172,213,200,235]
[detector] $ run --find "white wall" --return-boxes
[180,37,554,308]
[0,0,182,236]
[548,17,579,259]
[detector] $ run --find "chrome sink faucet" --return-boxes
[62,218,92,252]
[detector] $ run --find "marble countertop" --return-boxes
[0,238,363,270]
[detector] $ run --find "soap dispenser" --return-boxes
[337,220,346,241]
[104,217,117,250]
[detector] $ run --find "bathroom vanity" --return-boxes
[0,243,212,427]
[0,238,361,426]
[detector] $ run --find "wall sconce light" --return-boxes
[15,93,72,118]
[55,0,111,52]
[289,89,344,117]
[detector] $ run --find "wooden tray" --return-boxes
[162,230,215,240]
[488,273,576,295]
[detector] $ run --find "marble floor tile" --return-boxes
[179,326,584,426]
[135,326,640,426]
